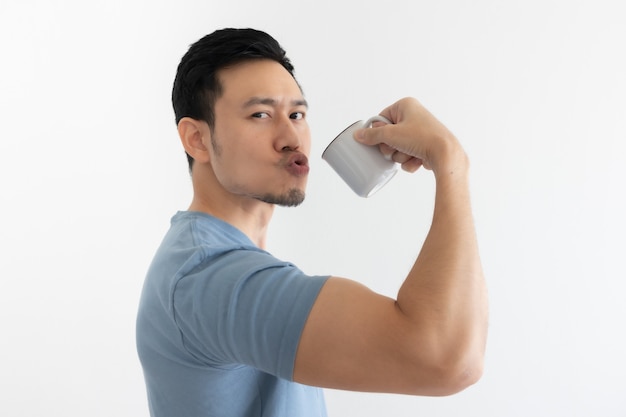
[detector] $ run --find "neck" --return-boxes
[188,167,274,249]
[188,196,273,249]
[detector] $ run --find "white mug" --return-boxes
[322,115,397,197]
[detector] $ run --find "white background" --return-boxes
[1,1,625,416]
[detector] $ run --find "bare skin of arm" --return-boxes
[293,97,488,396]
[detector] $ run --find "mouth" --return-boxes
[285,153,310,176]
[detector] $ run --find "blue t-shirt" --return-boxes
[136,211,329,417]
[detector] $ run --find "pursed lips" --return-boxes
[283,152,310,176]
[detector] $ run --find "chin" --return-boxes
[258,188,305,207]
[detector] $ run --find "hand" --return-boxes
[354,97,467,177]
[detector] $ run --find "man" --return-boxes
[136,28,488,417]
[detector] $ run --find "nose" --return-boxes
[274,114,303,152]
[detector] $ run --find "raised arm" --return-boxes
[293,97,488,396]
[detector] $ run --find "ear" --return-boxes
[177,117,211,164]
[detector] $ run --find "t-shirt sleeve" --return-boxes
[172,249,329,381]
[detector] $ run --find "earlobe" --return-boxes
[178,117,211,164]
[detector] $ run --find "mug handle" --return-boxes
[364,115,392,127]
[363,115,394,161]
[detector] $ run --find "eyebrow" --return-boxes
[242,97,309,109]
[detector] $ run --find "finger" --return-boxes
[401,158,423,173]
[378,143,396,160]
[353,123,393,146]
[370,120,387,128]
[390,151,413,165]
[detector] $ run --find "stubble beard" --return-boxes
[257,188,305,207]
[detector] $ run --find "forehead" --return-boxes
[216,59,304,105]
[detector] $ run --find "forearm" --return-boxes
[397,159,488,378]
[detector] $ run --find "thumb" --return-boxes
[353,124,390,146]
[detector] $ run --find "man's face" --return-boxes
[208,59,311,207]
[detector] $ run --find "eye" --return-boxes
[290,112,305,120]
[252,112,270,119]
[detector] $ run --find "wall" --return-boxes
[1,0,624,416]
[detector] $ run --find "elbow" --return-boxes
[435,353,484,396]
[410,316,489,395]
[402,343,486,396]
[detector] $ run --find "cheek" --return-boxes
[211,146,265,185]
